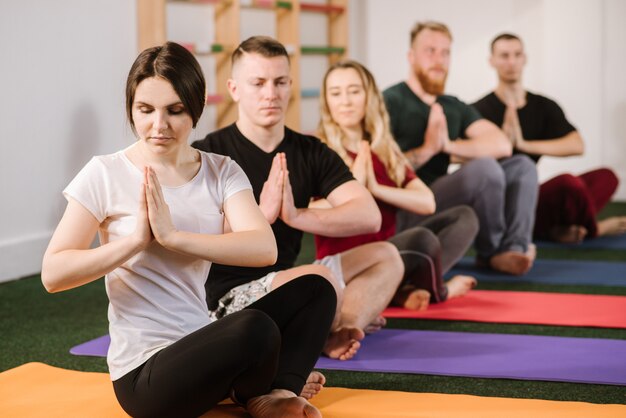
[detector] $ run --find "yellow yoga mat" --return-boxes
[1,363,624,418]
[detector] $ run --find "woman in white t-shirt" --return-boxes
[42,42,335,418]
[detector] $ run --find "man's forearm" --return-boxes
[443,135,512,160]
[286,199,381,237]
[404,146,436,170]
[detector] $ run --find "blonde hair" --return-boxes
[317,60,409,186]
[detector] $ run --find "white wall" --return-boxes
[0,0,137,282]
[0,0,623,283]
[364,0,626,197]
[603,0,626,198]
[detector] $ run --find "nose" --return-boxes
[154,110,169,131]
[339,91,351,105]
[263,83,279,100]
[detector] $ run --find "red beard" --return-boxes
[416,66,447,96]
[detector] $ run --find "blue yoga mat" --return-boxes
[536,233,626,250]
[315,329,626,386]
[448,257,626,287]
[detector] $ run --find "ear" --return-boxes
[489,54,495,68]
[227,78,239,103]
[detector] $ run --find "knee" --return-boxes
[290,274,338,323]
[451,205,479,236]
[557,173,586,194]
[597,167,619,191]
[299,273,338,305]
[362,241,404,285]
[235,310,281,355]
[460,157,506,193]
[304,265,344,301]
[508,154,538,184]
[377,241,404,271]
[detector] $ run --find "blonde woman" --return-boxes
[315,60,478,310]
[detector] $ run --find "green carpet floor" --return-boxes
[1,203,625,405]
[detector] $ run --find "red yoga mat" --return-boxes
[383,290,626,328]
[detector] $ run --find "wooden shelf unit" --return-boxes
[136,0,348,130]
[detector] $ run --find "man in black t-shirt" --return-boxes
[383,21,538,275]
[193,36,404,362]
[473,33,623,243]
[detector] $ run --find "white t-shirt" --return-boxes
[63,147,252,380]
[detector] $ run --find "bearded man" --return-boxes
[383,21,538,275]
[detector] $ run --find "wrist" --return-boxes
[368,181,381,198]
[281,207,302,229]
[261,205,279,224]
[158,229,179,250]
[128,234,149,254]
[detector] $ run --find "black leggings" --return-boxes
[112,275,336,418]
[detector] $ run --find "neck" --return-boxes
[406,72,437,105]
[236,118,285,153]
[340,125,364,153]
[495,80,526,107]
[133,140,192,169]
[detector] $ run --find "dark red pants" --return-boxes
[534,168,619,239]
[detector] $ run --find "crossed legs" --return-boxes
[113,276,335,418]
[421,156,537,275]
[273,242,404,361]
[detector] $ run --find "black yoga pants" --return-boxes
[112,275,336,418]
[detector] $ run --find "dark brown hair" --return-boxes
[231,36,290,69]
[490,33,522,53]
[126,42,206,135]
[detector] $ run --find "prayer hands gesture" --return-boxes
[424,103,450,154]
[134,166,177,249]
[259,153,287,224]
[350,140,372,186]
[502,93,525,148]
[351,141,379,193]
[134,171,154,249]
[259,153,300,226]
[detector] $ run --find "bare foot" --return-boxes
[247,389,321,418]
[597,217,626,236]
[323,327,364,360]
[300,371,325,400]
[445,275,477,299]
[404,289,431,311]
[526,243,537,261]
[549,225,588,243]
[363,315,387,334]
[489,250,534,275]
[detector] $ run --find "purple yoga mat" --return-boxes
[315,329,626,386]
[69,335,110,357]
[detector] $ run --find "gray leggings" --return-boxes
[398,156,537,260]
[389,205,478,303]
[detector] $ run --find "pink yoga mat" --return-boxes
[383,290,626,328]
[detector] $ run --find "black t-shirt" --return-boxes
[192,123,354,309]
[383,82,483,185]
[472,91,576,162]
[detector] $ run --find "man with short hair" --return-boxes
[383,21,538,275]
[193,36,404,362]
[473,33,623,243]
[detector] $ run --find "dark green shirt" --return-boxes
[383,82,482,185]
